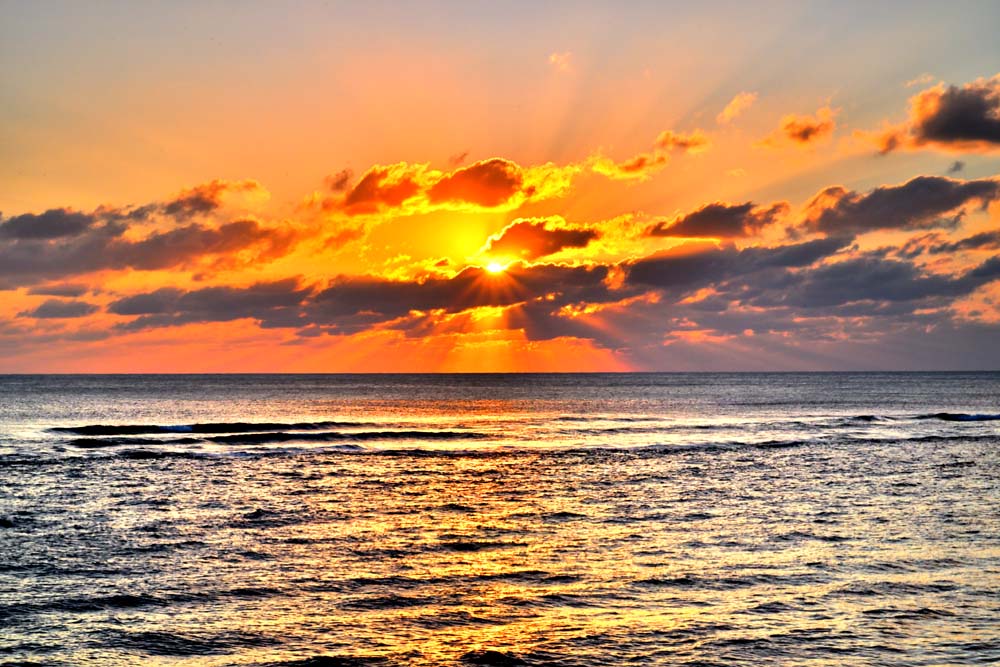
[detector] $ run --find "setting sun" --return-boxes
[485,262,506,274]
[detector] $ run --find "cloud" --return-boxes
[324,170,353,192]
[306,263,615,327]
[0,209,300,288]
[801,175,1000,235]
[717,92,758,124]
[899,230,1000,257]
[589,129,710,181]
[341,163,423,215]
[867,74,1000,153]
[590,152,668,181]
[109,278,313,331]
[745,254,995,309]
[648,201,789,238]
[27,283,90,297]
[318,159,577,215]
[907,75,1000,148]
[427,158,524,207]
[0,209,95,240]
[483,218,600,260]
[18,299,99,319]
[6,161,1000,371]
[626,237,850,294]
[548,51,573,73]
[161,179,265,219]
[948,160,965,174]
[655,130,711,154]
[761,106,838,146]
[906,73,935,88]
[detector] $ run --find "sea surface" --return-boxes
[1,372,998,666]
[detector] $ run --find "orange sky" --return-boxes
[2,3,1000,371]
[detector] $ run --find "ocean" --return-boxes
[1,372,998,666]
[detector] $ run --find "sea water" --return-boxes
[1,373,998,666]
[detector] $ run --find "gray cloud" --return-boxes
[648,202,789,238]
[110,279,313,331]
[27,283,90,297]
[18,299,99,319]
[912,77,1000,146]
[0,209,96,240]
[0,219,297,288]
[802,176,999,235]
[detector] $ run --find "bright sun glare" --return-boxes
[486,262,506,274]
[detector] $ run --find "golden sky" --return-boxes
[2,2,1000,371]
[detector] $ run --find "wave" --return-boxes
[916,412,1000,422]
[50,420,372,436]
[554,415,666,423]
[208,430,487,445]
[264,657,390,667]
[98,628,280,657]
[66,429,489,448]
[460,649,530,666]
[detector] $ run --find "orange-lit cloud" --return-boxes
[483,218,599,260]
[428,158,524,207]
[760,106,838,147]
[590,129,710,181]
[654,129,712,154]
[341,163,424,215]
[548,51,573,73]
[717,92,758,124]
[311,158,578,216]
[863,74,1000,154]
[590,152,668,181]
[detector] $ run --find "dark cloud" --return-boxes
[307,264,614,327]
[648,201,789,238]
[948,160,965,174]
[324,170,353,192]
[107,264,617,335]
[802,175,999,235]
[929,229,1000,254]
[0,209,95,240]
[161,180,262,219]
[897,230,1000,257]
[626,237,850,293]
[108,288,185,315]
[109,279,312,331]
[485,219,599,259]
[873,75,1000,153]
[18,299,98,319]
[0,219,298,288]
[427,159,524,207]
[741,255,994,309]
[910,76,1000,147]
[27,283,90,297]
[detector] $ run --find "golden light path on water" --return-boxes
[0,373,998,666]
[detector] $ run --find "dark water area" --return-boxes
[1,373,998,666]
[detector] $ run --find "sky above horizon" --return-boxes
[2,0,1000,371]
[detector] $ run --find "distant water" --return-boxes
[1,373,998,666]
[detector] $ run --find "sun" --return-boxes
[485,261,506,274]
